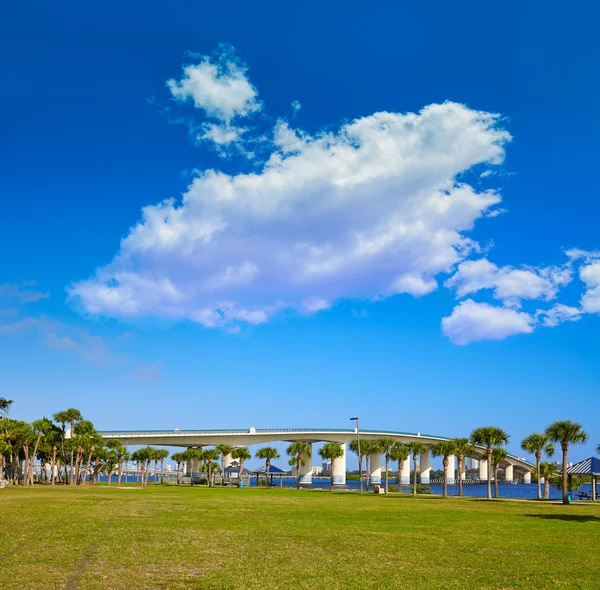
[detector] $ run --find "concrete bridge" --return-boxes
[98,427,534,485]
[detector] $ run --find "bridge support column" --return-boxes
[223,453,234,470]
[523,471,531,484]
[505,464,514,483]
[191,456,201,477]
[370,453,382,485]
[479,460,488,481]
[299,444,313,486]
[332,443,346,485]
[401,458,410,485]
[446,455,455,485]
[420,451,431,484]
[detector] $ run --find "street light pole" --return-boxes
[350,416,362,494]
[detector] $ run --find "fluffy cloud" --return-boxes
[70,97,512,328]
[580,260,600,314]
[537,303,582,327]
[441,299,535,345]
[445,258,572,307]
[167,46,261,122]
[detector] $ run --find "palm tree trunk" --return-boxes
[413,456,418,496]
[161,459,165,485]
[69,420,75,485]
[385,456,389,494]
[458,457,464,496]
[51,446,57,485]
[536,451,542,500]
[238,459,243,486]
[398,460,403,494]
[487,449,492,500]
[330,457,334,491]
[562,444,568,505]
[442,457,448,498]
[494,465,499,498]
[296,459,301,490]
[118,459,123,486]
[365,456,370,492]
[544,479,550,499]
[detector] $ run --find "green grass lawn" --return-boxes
[1,485,599,589]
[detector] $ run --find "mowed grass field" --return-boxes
[1,485,599,589]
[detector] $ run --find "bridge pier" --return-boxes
[223,453,234,471]
[299,443,313,486]
[332,443,346,485]
[401,457,410,485]
[505,464,514,483]
[446,455,455,485]
[420,451,431,484]
[479,459,488,481]
[523,470,531,484]
[370,453,382,485]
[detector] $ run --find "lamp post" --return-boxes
[350,416,362,494]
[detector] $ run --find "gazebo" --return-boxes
[567,457,600,501]
[252,464,289,487]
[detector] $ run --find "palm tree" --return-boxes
[231,447,251,486]
[216,444,234,483]
[319,443,344,491]
[360,440,376,491]
[255,447,280,487]
[376,438,395,494]
[470,426,509,500]
[406,442,426,496]
[349,439,365,493]
[545,420,588,505]
[156,449,170,484]
[521,433,555,500]
[171,452,184,484]
[202,449,221,487]
[53,408,82,485]
[538,462,558,499]
[390,443,409,493]
[452,438,475,497]
[286,442,311,490]
[491,447,507,498]
[181,448,201,485]
[430,440,456,498]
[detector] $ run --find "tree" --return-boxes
[319,443,344,491]
[156,449,170,484]
[452,438,475,497]
[171,452,185,484]
[430,440,456,498]
[216,444,234,483]
[390,443,409,493]
[181,448,201,485]
[545,421,588,505]
[29,418,53,486]
[521,433,555,500]
[376,438,395,494]
[286,442,311,490]
[470,427,509,500]
[406,442,426,496]
[202,449,221,487]
[360,440,376,491]
[53,408,82,485]
[255,447,280,487]
[231,447,251,486]
[491,448,507,498]
[106,440,128,486]
[0,397,13,416]
[533,462,558,499]
[349,439,365,493]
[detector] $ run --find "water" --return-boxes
[94,474,594,501]
[250,477,595,500]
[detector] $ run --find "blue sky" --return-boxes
[1,0,599,467]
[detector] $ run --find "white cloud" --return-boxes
[537,303,582,327]
[167,45,261,123]
[291,100,302,116]
[580,260,600,314]
[197,122,247,146]
[445,258,572,307]
[441,299,535,345]
[70,98,512,329]
[129,361,162,382]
